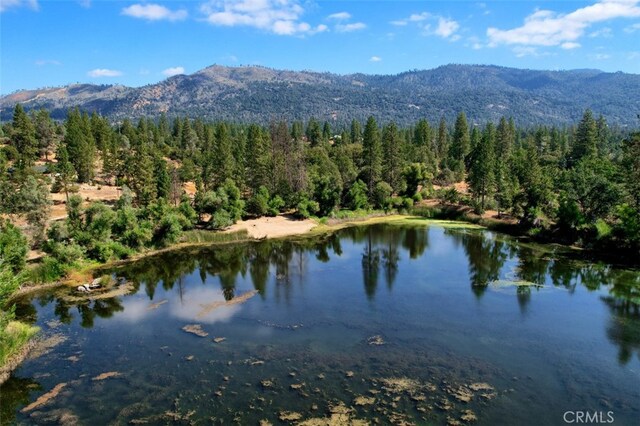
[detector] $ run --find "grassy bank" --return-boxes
[0,321,39,385]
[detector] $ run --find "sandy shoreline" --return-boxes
[224,215,317,239]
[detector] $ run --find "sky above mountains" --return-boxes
[1,0,640,94]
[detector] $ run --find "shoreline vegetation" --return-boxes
[1,104,639,386]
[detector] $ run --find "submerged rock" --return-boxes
[147,300,168,310]
[468,382,494,392]
[380,377,420,393]
[354,395,376,406]
[367,335,385,346]
[20,383,67,412]
[92,371,121,381]
[181,324,208,337]
[460,409,478,423]
[279,411,303,421]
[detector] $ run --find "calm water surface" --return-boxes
[2,223,639,425]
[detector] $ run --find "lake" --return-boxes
[2,222,639,425]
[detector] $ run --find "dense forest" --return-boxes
[0,104,638,279]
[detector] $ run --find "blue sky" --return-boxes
[1,0,640,93]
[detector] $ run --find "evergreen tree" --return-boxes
[33,109,56,161]
[215,123,235,185]
[55,145,76,203]
[361,116,382,196]
[64,109,95,183]
[495,116,514,161]
[622,132,640,209]
[468,123,495,213]
[572,109,597,164]
[154,156,171,200]
[413,119,435,173]
[306,117,322,146]
[382,122,404,192]
[449,112,470,179]
[291,121,304,142]
[350,119,362,144]
[436,116,449,168]
[322,121,332,142]
[130,144,157,206]
[11,104,37,170]
[246,124,272,193]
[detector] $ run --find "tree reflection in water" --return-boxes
[13,223,639,366]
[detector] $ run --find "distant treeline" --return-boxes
[1,105,639,271]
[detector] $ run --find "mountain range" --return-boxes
[2,64,640,127]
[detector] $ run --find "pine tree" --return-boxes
[154,156,171,200]
[64,109,95,183]
[291,121,304,142]
[449,112,470,179]
[468,123,495,213]
[382,122,403,192]
[436,117,449,168]
[131,144,157,206]
[11,104,37,170]
[495,116,514,161]
[33,109,55,161]
[215,123,235,185]
[350,119,362,144]
[572,109,598,164]
[246,124,272,193]
[55,145,76,203]
[362,116,382,196]
[322,121,332,142]
[413,119,435,173]
[306,118,322,146]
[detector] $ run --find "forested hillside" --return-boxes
[2,64,640,126]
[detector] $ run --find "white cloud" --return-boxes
[512,46,540,57]
[370,56,382,62]
[589,53,611,60]
[335,22,366,33]
[624,22,640,32]
[561,42,581,49]
[391,12,430,26]
[589,26,613,37]
[328,12,350,20]
[78,0,91,8]
[200,0,325,36]
[35,59,61,66]
[122,3,187,22]
[390,12,460,40]
[487,0,640,48]
[434,17,459,38]
[87,68,123,78]
[139,68,150,75]
[0,0,38,12]
[162,66,185,77]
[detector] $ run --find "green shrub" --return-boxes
[267,195,285,217]
[0,220,28,274]
[28,257,67,283]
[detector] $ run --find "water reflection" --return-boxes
[13,223,640,368]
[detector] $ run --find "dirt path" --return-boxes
[225,215,317,239]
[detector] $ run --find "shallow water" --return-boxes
[2,223,639,425]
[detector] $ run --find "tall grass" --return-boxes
[181,229,249,244]
[0,321,39,367]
